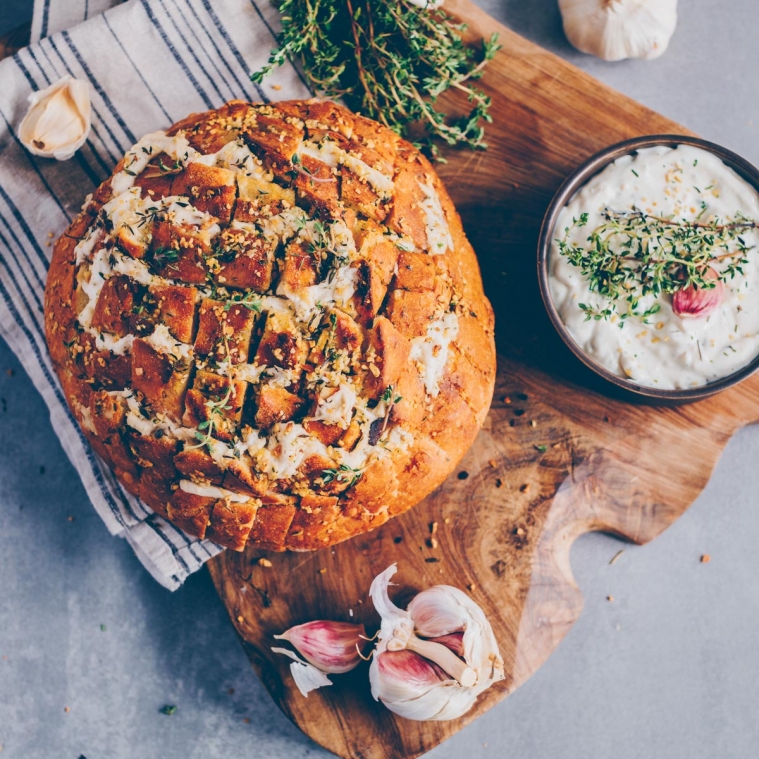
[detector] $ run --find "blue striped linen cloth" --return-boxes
[31,0,126,43]
[2,0,310,589]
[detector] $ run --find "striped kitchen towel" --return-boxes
[1,0,309,589]
[31,0,125,43]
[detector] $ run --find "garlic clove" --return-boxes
[19,76,91,161]
[559,0,678,62]
[369,564,505,721]
[672,268,723,319]
[407,585,469,638]
[271,647,333,697]
[428,632,465,658]
[273,620,368,674]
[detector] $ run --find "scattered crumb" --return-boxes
[606,595,614,602]
[515,527,525,536]
[319,568,327,574]
[243,718,250,724]
[609,550,625,566]
[258,558,272,568]
[430,521,438,535]
[467,583,476,591]
[530,420,537,428]
[271,84,282,91]
[488,459,497,468]
[519,483,530,494]
[502,396,511,404]
[427,537,439,550]
[237,615,244,623]
[701,554,711,563]
[6,368,13,377]
[444,517,450,524]
[67,516,74,522]
[64,706,70,713]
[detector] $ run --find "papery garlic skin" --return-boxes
[368,564,504,721]
[274,620,368,674]
[559,0,678,62]
[271,647,333,697]
[19,76,91,160]
[406,0,445,9]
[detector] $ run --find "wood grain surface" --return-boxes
[209,3,756,757]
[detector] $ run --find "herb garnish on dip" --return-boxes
[549,145,759,390]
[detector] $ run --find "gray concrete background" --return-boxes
[1,0,759,757]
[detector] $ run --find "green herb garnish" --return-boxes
[251,0,500,158]
[557,207,756,322]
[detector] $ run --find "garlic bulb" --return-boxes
[368,564,504,721]
[559,0,678,62]
[19,76,91,160]
[274,620,369,674]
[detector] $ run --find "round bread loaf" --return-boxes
[45,99,495,552]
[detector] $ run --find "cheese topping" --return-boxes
[299,139,394,197]
[410,312,460,396]
[178,479,250,503]
[418,178,454,254]
[314,383,357,428]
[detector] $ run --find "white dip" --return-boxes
[549,144,759,389]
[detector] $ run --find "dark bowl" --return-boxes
[537,134,759,404]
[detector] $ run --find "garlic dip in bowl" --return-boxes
[538,135,759,402]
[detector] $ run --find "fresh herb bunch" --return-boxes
[252,0,501,158]
[557,208,757,323]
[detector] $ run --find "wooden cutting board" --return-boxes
[208,2,759,757]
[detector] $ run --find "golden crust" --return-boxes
[44,99,495,553]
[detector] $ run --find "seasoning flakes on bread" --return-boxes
[45,99,495,552]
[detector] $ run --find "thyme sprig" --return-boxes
[557,207,757,323]
[251,0,500,158]
[321,463,364,487]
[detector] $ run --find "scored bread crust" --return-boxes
[45,99,495,552]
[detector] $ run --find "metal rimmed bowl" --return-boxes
[537,134,759,403]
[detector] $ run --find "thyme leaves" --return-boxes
[557,208,756,323]
[251,0,500,158]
